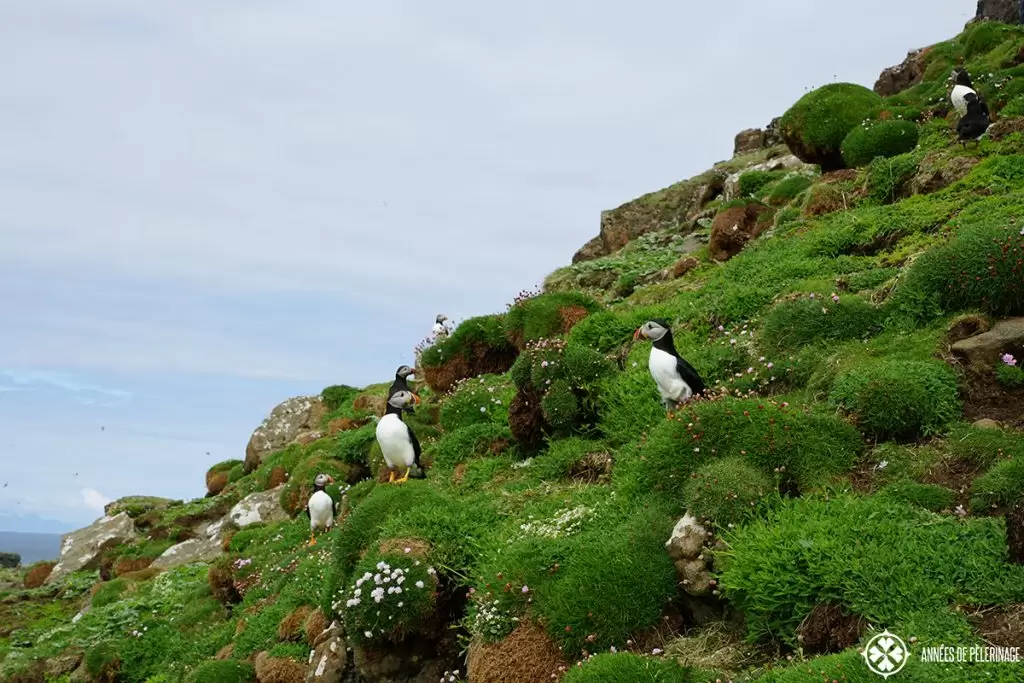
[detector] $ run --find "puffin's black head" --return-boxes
[313,473,334,490]
[633,319,672,342]
[395,365,414,379]
[951,68,973,87]
[388,390,421,409]
[435,314,448,324]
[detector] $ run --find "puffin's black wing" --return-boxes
[404,422,426,478]
[676,356,706,396]
[304,498,312,519]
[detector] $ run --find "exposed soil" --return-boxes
[795,603,866,655]
[423,341,518,394]
[959,371,1024,429]
[921,454,985,510]
[568,450,613,484]
[967,604,1024,650]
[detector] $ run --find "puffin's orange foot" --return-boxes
[387,470,396,483]
[667,411,675,420]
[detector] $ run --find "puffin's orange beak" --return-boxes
[633,328,643,341]
[327,476,335,484]
[411,393,422,405]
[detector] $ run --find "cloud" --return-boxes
[80,488,111,515]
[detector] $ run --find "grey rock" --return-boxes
[225,485,289,530]
[723,155,814,201]
[873,47,928,97]
[734,128,766,156]
[666,512,707,561]
[910,154,979,196]
[244,395,328,472]
[971,0,1020,25]
[46,512,137,584]
[150,536,223,570]
[951,317,1024,368]
[306,623,348,682]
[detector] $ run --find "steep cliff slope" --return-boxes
[4,13,1024,683]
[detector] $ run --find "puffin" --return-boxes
[956,92,990,149]
[950,68,982,117]
[432,314,450,339]
[376,390,426,483]
[388,365,417,416]
[305,473,335,546]
[633,319,706,418]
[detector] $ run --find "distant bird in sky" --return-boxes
[2,482,7,488]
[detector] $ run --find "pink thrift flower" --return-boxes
[1002,353,1018,367]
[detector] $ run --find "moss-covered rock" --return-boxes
[420,314,518,394]
[779,83,884,170]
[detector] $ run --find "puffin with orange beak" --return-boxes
[376,390,426,483]
[306,473,336,546]
[633,319,706,418]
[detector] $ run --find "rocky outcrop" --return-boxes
[150,537,223,570]
[104,495,179,518]
[572,169,727,264]
[971,0,1020,25]
[708,202,774,262]
[305,622,348,682]
[873,47,929,96]
[45,512,137,585]
[951,317,1024,368]
[734,128,766,156]
[722,154,812,202]
[665,513,713,597]
[910,154,980,196]
[244,396,329,473]
[226,486,290,529]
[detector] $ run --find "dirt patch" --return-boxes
[557,305,591,335]
[945,314,991,346]
[23,562,55,589]
[205,470,229,497]
[708,203,774,262]
[795,603,866,655]
[921,454,985,510]
[119,567,162,582]
[266,465,288,490]
[209,559,242,606]
[803,183,852,218]
[508,385,547,451]
[113,557,153,577]
[959,370,1024,430]
[466,621,569,683]
[1008,503,1024,564]
[422,341,518,394]
[327,417,369,435]
[278,604,313,642]
[568,451,613,484]
[968,604,1024,650]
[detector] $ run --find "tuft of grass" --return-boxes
[841,119,920,168]
[560,652,719,682]
[876,479,955,512]
[439,373,515,431]
[779,83,883,170]
[828,358,961,442]
[683,457,779,530]
[185,660,255,683]
[504,291,603,346]
[760,294,883,352]
[718,493,1024,646]
[420,314,514,369]
[970,457,1024,512]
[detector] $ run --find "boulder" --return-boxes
[722,154,813,201]
[734,128,766,156]
[150,536,223,570]
[973,418,1003,430]
[972,0,1020,24]
[305,622,348,682]
[951,317,1024,368]
[910,154,980,196]
[45,512,137,585]
[708,202,774,262]
[243,396,329,473]
[873,47,929,97]
[228,486,290,528]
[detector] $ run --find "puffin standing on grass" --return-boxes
[306,473,335,546]
[376,390,427,484]
[957,92,991,148]
[950,68,982,117]
[633,319,706,418]
[388,365,417,416]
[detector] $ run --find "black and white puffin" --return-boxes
[306,473,335,546]
[388,365,417,416]
[950,68,982,117]
[633,319,706,417]
[432,314,451,339]
[376,390,426,483]
[956,92,990,148]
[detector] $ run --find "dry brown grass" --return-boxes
[303,608,329,647]
[215,643,235,660]
[253,651,306,683]
[23,562,55,589]
[466,621,569,683]
[266,465,288,490]
[378,537,432,559]
[119,567,162,582]
[662,621,764,673]
[277,604,313,642]
[113,557,153,577]
[206,470,229,496]
[209,559,242,606]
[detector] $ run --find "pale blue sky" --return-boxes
[0,1,971,531]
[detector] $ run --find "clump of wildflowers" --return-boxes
[333,555,439,645]
[996,352,1024,388]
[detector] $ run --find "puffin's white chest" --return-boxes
[648,346,691,402]
[308,490,334,530]
[951,84,975,116]
[376,414,415,468]
[432,323,445,336]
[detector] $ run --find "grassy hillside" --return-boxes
[4,17,1024,683]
